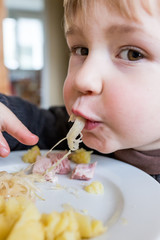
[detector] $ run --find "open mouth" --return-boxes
[72,109,101,131]
[84,119,100,130]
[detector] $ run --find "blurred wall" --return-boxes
[0,0,11,94]
[42,0,69,107]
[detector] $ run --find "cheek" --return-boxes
[63,79,70,107]
[63,59,81,113]
[63,60,74,105]
[108,81,160,142]
[63,76,75,115]
[105,84,151,133]
[63,79,68,102]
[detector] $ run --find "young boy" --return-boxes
[0,0,160,182]
[63,0,160,181]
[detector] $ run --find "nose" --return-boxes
[73,54,104,95]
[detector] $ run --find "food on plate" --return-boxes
[0,196,106,240]
[22,145,41,163]
[69,148,93,164]
[75,212,107,238]
[47,152,71,174]
[0,114,106,239]
[41,115,86,178]
[0,196,44,240]
[0,170,43,201]
[7,202,44,240]
[41,210,80,240]
[84,181,104,194]
[32,155,55,182]
[42,209,106,240]
[32,152,71,182]
[46,114,86,155]
[66,114,86,151]
[31,115,86,182]
[32,150,97,181]
[71,162,97,180]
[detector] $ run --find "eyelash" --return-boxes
[70,46,89,56]
[117,46,146,61]
[69,45,147,62]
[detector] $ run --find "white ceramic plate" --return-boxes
[0,150,160,240]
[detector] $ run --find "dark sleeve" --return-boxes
[0,94,71,151]
[151,175,160,183]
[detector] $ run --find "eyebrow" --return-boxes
[65,24,142,37]
[65,25,81,36]
[107,24,142,35]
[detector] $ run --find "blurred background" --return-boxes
[0,0,68,108]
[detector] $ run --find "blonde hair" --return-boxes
[63,0,160,32]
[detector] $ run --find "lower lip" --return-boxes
[84,120,100,130]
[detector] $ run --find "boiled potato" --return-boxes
[7,200,44,240]
[22,145,41,163]
[0,196,28,240]
[0,196,5,212]
[75,212,92,238]
[41,210,80,240]
[41,212,61,240]
[0,196,27,240]
[75,212,106,238]
[0,196,106,240]
[69,148,93,164]
[0,214,13,240]
[84,181,104,194]
[55,231,80,240]
[91,219,107,237]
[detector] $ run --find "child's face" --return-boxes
[63,1,160,153]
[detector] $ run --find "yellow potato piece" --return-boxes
[42,210,80,240]
[0,215,13,240]
[91,220,107,237]
[7,201,44,240]
[69,148,93,164]
[75,212,92,238]
[41,212,61,240]
[22,145,41,163]
[84,181,104,194]
[55,231,80,240]
[0,196,106,240]
[5,197,29,217]
[75,212,106,238]
[7,221,44,240]
[0,197,30,240]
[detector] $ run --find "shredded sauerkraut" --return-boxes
[46,114,85,154]
[0,168,44,200]
[67,115,86,151]
[44,114,85,173]
[44,115,85,175]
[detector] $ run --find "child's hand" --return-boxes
[0,102,39,157]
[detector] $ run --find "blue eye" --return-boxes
[119,49,144,61]
[74,47,89,56]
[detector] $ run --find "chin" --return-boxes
[82,136,115,154]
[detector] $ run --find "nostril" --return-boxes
[87,90,93,95]
[82,90,93,95]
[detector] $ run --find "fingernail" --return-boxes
[0,147,9,157]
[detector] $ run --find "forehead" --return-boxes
[64,0,160,33]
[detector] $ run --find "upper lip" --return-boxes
[72,108,100,123]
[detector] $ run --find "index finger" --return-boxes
[0,102,39,145]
